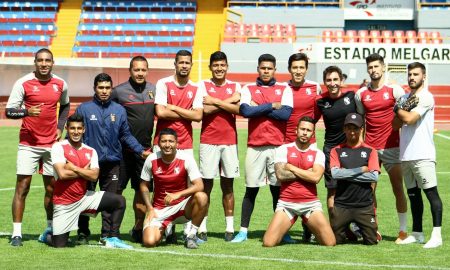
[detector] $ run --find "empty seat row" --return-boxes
[81,17,195,24]
[76,40,193,47]
[322,30,444,44]
[81,11,195,19]
[223,23,296,43]
[0,40,50,46]
[84,1,196,7]
[77,35,192,42]
[75,52,177,59]
[77,29,192,36]
[78,24,193,31]
[82,6,196,12]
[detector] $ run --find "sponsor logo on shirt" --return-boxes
[306,88,311,95]
[307,155,313,162]
[69,150,75,156]
[90,115,98,121]
[383,92,389,100]
[370,218,376,223]
[112,174,118,181]
[361,151,367,158]
[324,102,331,109]
[364,95,372,101]
[344,97,350,105]
[32,86,39,92]
[255,89,261,94]
[290,152,298,158]
[174,166,180,174]
[209,87,216,93]
[187,91,193,99]
[170,89,176,96]
[155,167,162,174]
[340,152,348,157]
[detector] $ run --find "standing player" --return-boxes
[330,113,380,245]
[355,53,408,243]
[198,51,241,241]
[395,62,443,248]
[45,114,131,249]
[231,54,293,243]
[153,50,204,237]
[263,116,335,247]
[75,73,149,244]
[316,66,357,214]
[111,56,156,243]
[6,48,70,246]
[140,128,208,249]
[285,53,322,144]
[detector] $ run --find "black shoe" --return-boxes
[76,233,89,245]
[165,230,177,244]
[10,236,23,247]
[224,232,234,242]
[197,232,207,242]
[129,229,143,243]
[302,229,312,243]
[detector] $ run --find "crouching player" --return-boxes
[44,114,131,248]
[140,128,208,249]
[263,116,336,247]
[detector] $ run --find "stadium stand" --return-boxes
[320,29,444,43]
[227,0,341,9]
[0,1,60,57]
[73,0,196,58]
[223,22,296,43]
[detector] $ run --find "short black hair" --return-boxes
[67,114,84,127]
[34,48,53,61]
[158,128,178,142]
[408,62,426,74]
[288,53,308,69]
[297,116,316,129]
[94,73,113,88]
[258,53,276,66]
[129,55,148,70]
[323,66,343,82]
[175,50,192,63]
[209,51,227,66]
[365,53,384,65]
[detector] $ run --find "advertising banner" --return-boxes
[343,0,415,20]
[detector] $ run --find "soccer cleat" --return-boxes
[197,232,208,242]
[302,228,312,243]
[105,237,133,249]
[376,231,383,242]
[184,235,199,249]
[230,231,247,243]
[38,227,52,243]
[282,234,299,244]
[350,223,363,239]
[10,236,23,247]
[129,228,143,243]
[398,232,425,245]
[76,233,89,245]
[224,232,234,242]
[98,237,107,245]
[394,231,408,244]
[423,237,442,249]
[165,230,177,244]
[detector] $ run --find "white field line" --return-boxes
[436,133,450,140]
[88,245,449,270]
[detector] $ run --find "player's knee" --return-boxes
[262,235,277,247]
[193,191,208,207]
[321,235,336,246]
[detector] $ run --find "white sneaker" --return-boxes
[398,232,425,244]
[423,238,442,249]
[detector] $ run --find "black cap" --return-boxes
[344,113,363,128]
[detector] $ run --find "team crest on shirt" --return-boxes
[110,114,116,122]
[290,152,298,158]
[85,153,91,160]
[32,86,39,92]
[174,166,180,174]
[306,88,312,95]
[344,97,350,105]
[90,115,98,121]
[53,84,59,92]
[361,151,367,158]
[170,89,176,96]
[307,155,313,162]
[69,149,75,156]
[148,91,154,99]
[226,88,233,94]
[275,89,281,96]
[383,92,389,100]
[155,167,162,174]
[128,94,135,100]
[324,102,331,109]
[364,95,372,101]
[340,152,348,157]
[187,91,193,99]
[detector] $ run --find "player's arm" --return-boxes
[285,163,325,184]
[354,89,366,115]
[395,109,420,125]
[57,81,70,137]
[267,86,293,121]
[331,166,378,183]
[274,162,297,182]
[204,92,241,115]
[5,82,44,119]
[155,104,183,120]
[64,162,99,182]
[168,105,203,122]
[118,111,146,157]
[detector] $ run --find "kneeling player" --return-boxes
[263,117,336,247]
[140,128,208,249]
[45,114,131,249]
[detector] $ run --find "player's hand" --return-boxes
[65,161,76,171]
[250,100,258,106]
[144,209,156,223]
[164,192,180,206]
[272,102,282,110]
[141,149,151,159]
[361,166,369,173]
[203,95,218,106]
[28,103,44,117]
[166,104,176,111]
[55,129,62,141]
[402,94,419,112]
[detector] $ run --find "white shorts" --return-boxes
[152,145,194,158]
[199,144,240,179]
[377,148,401,172]
[143,197,190,230]
[402,160,437,189]
[53,191,104,235]
[276,199,323,224]
[16,144,53,176]
[245,146,278,187]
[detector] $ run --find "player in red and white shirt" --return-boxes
[232,54,293,243]
[355,53,408,243]
[140,128,208,249]
[46,114,131,249]
[154,50,204,155]
[5,49,70,247]
[263,116,335,247]
[197,51,241,241]
[285,53,322,144]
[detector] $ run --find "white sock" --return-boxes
[239,227,248,233]
[188,225,199,238]
[225,216,234,233]
[165,223,173,236]
[398,212,407,232]
[12,222,22,237]
[47,220,53,229]
[199,216,208,233]
[184,221,192,235]
[431,227,442,239]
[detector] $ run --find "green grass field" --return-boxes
[0,127,449,269]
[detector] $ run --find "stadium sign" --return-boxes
[343,0,414,20]
[294,43,450,64]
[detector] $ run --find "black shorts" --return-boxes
[323,145,337,189]
[118,150,151,191]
